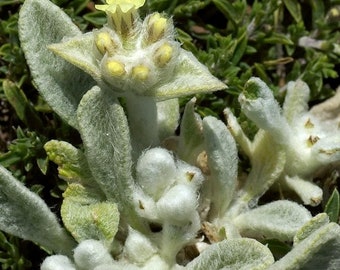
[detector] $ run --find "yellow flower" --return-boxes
[95,0,146,35]
[95,0,145,13]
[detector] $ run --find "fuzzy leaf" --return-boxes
[153,50,227,100]
[294,213,329,245]
[178,98,204,164]
[234,200,312,242]
[202,116,238,217]
[242,131,286,202]
[48,33,101,82]
[77,86,134,201]
[156,98,180,141]
[186,238,274,270]
[0,165,76,255]
[61,184,119,245]
[239,77,290,142]
[283,175,323,206]
[283,80,310,124]
[270,217,340,269]
[224,108,252,157]
[18,0,95,128]
[77,86,143,231]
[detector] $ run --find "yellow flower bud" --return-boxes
[147,13,168,43]
[132,65,149,81]
[330,7,340,17]
[95,32,116,55]
[154,43,173,67]
[106,60,126,77]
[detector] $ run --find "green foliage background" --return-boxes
[0,0,339,268]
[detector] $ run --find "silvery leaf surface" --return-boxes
[152,50,226,100]
[77,86,144,231]
[239,77,290,143]
[241,131,286,202]
[233,200,312,242]
[186,238,274,270]
[202,116,238,218]
[282,80,310,124]
[0,165,76,255]
[269,214,340,270]
[18,0,95,128]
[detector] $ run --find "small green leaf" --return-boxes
[282,0,302,23]
[262,239,291,260]
[324,188,340,223]
[232,29,248,65]
[37,157,49,175]
[263,33,294,46]
[61,184,119,245]
[3,79,43,131]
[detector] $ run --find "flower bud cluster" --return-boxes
[93,11,179,95]
[135,148,204,226]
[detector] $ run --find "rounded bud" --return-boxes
[157,184,198,225]
[95,32,116,55]
[132,64,150,81]
[74,240,113,269]
[147,13,168,43]
[154,43,173,67]
[136,148,176,200]
[106,60,126,77]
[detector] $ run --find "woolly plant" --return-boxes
[0,0,339,269]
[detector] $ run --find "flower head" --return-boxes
[95,0,146,35]
[95,0,145,13]
[229,77,340,206]
[48,7,225,100]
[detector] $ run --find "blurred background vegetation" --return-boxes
[0,0,339,268]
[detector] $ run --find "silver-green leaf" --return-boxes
[186,238,274,270]
[0,165,76,255]
[202,116,238,218]
[234,200,312,242]
[18,0,95,128]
